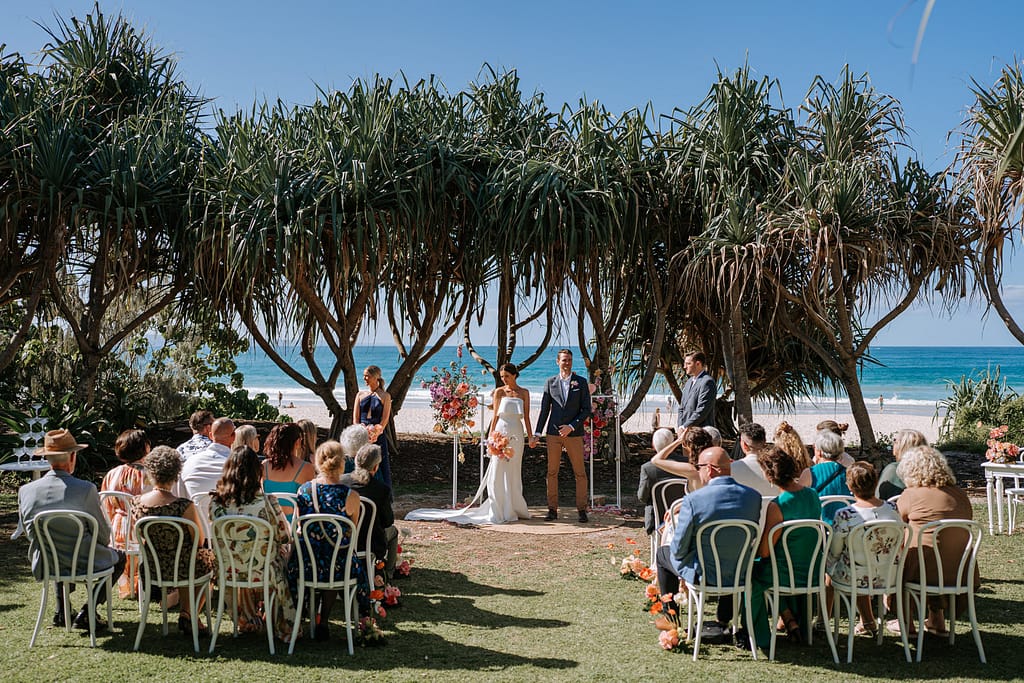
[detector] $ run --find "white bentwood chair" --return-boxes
[684,519,761,661]
[190,492,213,540]
[649,478,687,565]
[903,519,986,663]
[829,520,911,662]
[359,497,378,591]
[209,515,280,655]
[99,490,141,605]
[288,513,362,655]
[270,492,300,532]
[134,516,215,653]
[764,519,839,663]
[28,510,115,648]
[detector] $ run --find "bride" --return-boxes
[406,363,532,524]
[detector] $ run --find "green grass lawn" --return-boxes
[0,493,1020,682]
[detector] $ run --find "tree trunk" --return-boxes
[727,287,753,425]
[841,355,878,458]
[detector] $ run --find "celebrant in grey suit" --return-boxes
[15,429,126,629]
[531,349,592,522]
[676,351,716,432]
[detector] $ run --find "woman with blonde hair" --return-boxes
[232,425,261,454]
[876,429,927,500]
[295,419,318,462]
[353,365,393,489]
[894,446,978,638]
[286,440,363,641]
[774,421,812,471]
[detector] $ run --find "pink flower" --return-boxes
[397,559,413,576]
[658,628,680,650]
[384,585,401,605]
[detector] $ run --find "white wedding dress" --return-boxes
[405,396,530,524]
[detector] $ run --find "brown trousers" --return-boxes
[545,435,589,511]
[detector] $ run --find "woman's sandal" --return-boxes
[178,615,211,638]
[785,617,803,644]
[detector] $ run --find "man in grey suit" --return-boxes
[15,429,125,629]
[676,351,716,433]
[531,349,592,522]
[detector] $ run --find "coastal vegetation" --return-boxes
[1,5,1023,448]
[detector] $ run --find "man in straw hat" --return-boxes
[14,429,126,630]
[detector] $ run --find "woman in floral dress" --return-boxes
[101,428,151,599]
[210,445,297,642]
[287,440,363,641]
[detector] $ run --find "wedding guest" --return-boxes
[210,446,297,642]
[262,423,315,521]
[232,425,261,454]
[287,440,363,641]
[877,429,927,500]
[802,429,853,523]
[893,446,979,638]
[101,428,152,599]
[177,418,235,500]
[339,424,369,482]
[351,444,399,584]
[746,446,822,648]
[637,429,685,535]
[132,445,217,636]
[296,419,318,462]
[703,426,723,447]
[774,421,812,472]
[824,461,901,636]
[730,423,776,496]
[177,410,215,462]
[16,429,126,629]
[816,420,855,467]
[650,426,713,493]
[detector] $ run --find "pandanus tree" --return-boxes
[28,8,204,406]
[666,65,797,426]
[765,68,972,452]
[959,61,1024,344]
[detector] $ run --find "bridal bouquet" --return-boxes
[486,432,514,460]
[985,424,1020,464]
[421,352,480,436]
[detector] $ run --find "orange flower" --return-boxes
[369,589,385,601]
[625,538,637,545]
[468,396,479,408]
[649,601,663,615]
[606,543,615,550]
[638,567,655,581]
[645,583,660,599]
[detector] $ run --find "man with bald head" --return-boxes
[177,417,235,499]
[653,446,762,634]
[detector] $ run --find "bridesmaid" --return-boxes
[353,365,393,489]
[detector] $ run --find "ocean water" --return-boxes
[234,345,1024,415]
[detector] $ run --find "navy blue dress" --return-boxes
[358,392,392,489]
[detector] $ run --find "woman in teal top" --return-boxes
[262,423,315,522]
[747,446,823,649]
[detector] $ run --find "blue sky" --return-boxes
[3,0,1023,346]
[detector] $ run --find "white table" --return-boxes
[0,460,51,480]
[981,460,1024,534]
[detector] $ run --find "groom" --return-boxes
[531,349,592,523]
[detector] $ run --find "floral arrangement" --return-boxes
[486,432,514,460]
[422,347,480,437]
[643,582,686,652]
[393,541,414,577]
[584,394,617,461]
[609,540,655,581]
[658,626,685,652]
[985,424,1020,464]
[356,616,386,647]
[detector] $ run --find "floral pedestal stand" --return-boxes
[449,394,486,508]
[587,394,622,509]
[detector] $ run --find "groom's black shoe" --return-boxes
[578,509,588,523]
[545,509,558,521]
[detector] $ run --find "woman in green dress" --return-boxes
[746,446,822,649]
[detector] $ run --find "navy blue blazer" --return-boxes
[535,373,592,437]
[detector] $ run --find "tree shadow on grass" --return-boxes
[405,567,545,598]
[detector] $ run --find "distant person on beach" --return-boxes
[878,395,884,412]
[354,365,393,490]
[177,410,214,462]
[676,352,716,433]
[287,401,295,409]
[278,391,283,407]
[651,407,661,430]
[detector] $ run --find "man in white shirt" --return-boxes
[177,417,235,499]
[728,422,776,497]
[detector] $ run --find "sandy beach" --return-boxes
[282,402,941,445]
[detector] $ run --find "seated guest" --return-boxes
[177,410,214,462]
[177,417,235,500]
[132,446,217,636]
[340,424,370,478]
[296,419,318,462]
[894,446,979,638]
[825,461,901,635]
[747,446,823,649]
[100,428,152,599]
[262,423,315,521]
[801,429,853,523]
[210,446,297,642]
[649,426,712,493]
[877,429,927,500]
[287,441,363,641]
[774,421,812,472]
[816,420,855,467]
[351,444,399,583]
[653,446,761,632]
[730,423,776,497]
[232,425,261,455]
[703,426,723,447]
[15,429,126,629]
[637,428,687,535]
